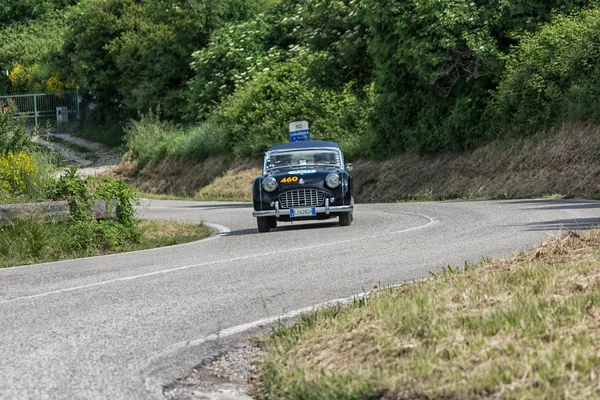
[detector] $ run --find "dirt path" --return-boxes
[36,133,121,176]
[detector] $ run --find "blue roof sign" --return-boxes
[289,121,310,142]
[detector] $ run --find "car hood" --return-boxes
[266,168,342,188]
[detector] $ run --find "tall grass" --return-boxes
[0,219,78,267]
[254,231,600,399]
[0,218,212,268]
[0,149,58,204]
[124,111,228,167]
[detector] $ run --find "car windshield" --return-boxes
[266,149,340,172]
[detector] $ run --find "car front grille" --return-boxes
[279,189,325,209]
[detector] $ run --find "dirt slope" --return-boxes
[129,123,600,202]
[353,123,600,202]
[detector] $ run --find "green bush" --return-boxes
[123,110,178,167]
[363,0,597,154]
[213,56,375,159]
[0,100,32,154]
[0,10,72,93]
[0,103,59,203]
[49,169,141,251]
[63,0,274,122]
[187,18,277,120]
[0,0,76,28]
[186,0,371,121]
[124,110,228,165]
[492,7,600,133]
[176,121,229,160]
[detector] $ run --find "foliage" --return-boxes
[63,0,274,122]
[0,10,71,93]
[0,149,59,204]
[124,110,228,165]
[0,152,38,196]
[492,8,600,133]
[363,0,598,154]
[0,101,32,154]
[272,0,372,90]
[0,218,210,268]
[187,0,371,120]
[0,0,76,28]
[213,56,375,159]
[124,109,179,166]
[187,18,277,119]
[49,169,141,250]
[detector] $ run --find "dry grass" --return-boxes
[129,156,261,197]
[195,167,260,202]
[254,230,600,399]
[128,123,600,203]
[138,219,212,240]
[353,122,600,202]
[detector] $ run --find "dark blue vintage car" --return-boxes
[252,141,354,232]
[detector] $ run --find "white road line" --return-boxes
[1,212,437,305]
[206,223,231,235]
[143,278,426,397]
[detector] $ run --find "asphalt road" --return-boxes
[1,199,600,399]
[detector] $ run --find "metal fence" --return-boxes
[0,90,81,131]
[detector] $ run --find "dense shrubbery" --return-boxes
[0,101,57,203]
[5,0,600,162]
[213,57,374,158]
[187,18,276,119]
[124,111,228,167]
[0,5,73,93]
[179,0,373,159]
[0,101,32,153]
[363,0,597,154]
[62,0,274,121]
[0,0,76,28]
[49,168,141,250]
[493,8,600,133]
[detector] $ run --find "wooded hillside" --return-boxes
[2,0,600,160]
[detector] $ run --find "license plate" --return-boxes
[290,208,316,217]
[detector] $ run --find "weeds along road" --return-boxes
[1,199,600,399]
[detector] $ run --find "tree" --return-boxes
[363,0,596,153]
[63,0,273,122]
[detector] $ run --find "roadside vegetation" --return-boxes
[253,230,600,399]
[0,218,211,268]
[4,1,600,200]
[5,1,600,162]
[1,101,211,268]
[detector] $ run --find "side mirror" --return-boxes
[345,163,353,172]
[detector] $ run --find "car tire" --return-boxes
[257,217,271,233]
[268,217,277,229]
[339,212,352,227]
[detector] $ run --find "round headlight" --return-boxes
[262,176,278,192]
[325,173,341,189]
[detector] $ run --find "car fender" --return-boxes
[252,177,263,210]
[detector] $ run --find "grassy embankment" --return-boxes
[0,219,211,268]
[127,122,600,203]
[253,230,600,399]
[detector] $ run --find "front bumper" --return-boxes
[253,199,353,218]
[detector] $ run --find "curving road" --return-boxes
[1,199,600,399]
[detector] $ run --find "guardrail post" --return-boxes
[76,89,81,128]
[33,93,38,126]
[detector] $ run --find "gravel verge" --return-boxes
[164,338,265,400]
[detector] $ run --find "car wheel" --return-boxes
[268,217,277,229]
[339,212,352,227]
[257,217,271,233]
